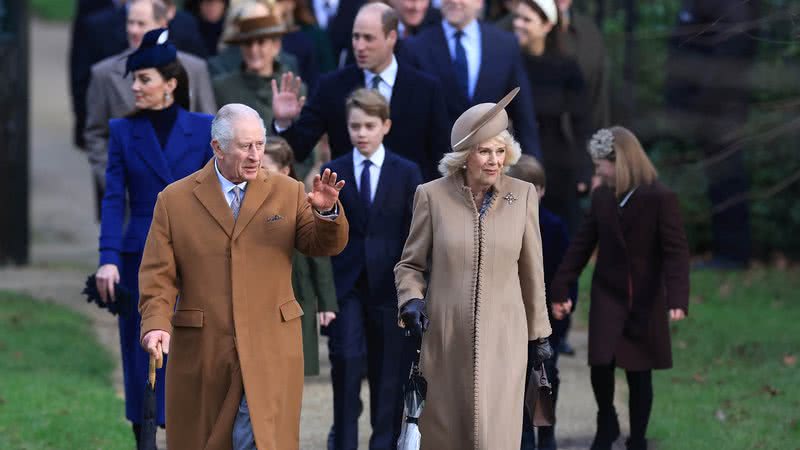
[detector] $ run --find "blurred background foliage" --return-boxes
[574,0,800,258]
[29,0,800,258]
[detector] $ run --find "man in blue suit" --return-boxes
[323,88,422,450]
[272,2,450,181]
[404,0,542,158]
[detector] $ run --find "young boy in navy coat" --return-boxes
[323,88,423,450]
[509,155,577,450]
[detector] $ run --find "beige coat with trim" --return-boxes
[138,160,348,450]
[395,173,551,450]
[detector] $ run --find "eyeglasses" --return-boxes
[235,141,266,152]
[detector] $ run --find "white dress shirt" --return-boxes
[441,19,482,99]
[215,159,248,207]
[313,0,339,29]
[215,159,339,217]
[364,56,399,102]
[353,145,385,203]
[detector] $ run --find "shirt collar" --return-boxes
[214,158,248,193]
[441,18,479,40]
[364,55,398,88]
[619,187,637,207]
[353,144,386,169]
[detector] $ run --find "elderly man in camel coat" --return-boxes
[138,103,349,450]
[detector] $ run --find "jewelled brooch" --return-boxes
[503,193,518,205]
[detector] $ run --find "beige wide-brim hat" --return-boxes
[450,87,520,152]
[224,15,289,45]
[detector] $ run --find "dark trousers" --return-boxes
[327,276,414,450]
[590,363,653,444]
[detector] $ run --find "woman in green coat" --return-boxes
[262,136,339,376]
[211,4,306,126]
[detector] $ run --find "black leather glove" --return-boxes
[530,337,554,367]
[399,298,429,336]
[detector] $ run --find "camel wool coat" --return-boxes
[138,160,349,450]
[394,173,552,450]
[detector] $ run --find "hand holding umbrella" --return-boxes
[139,343,163,450]
[397,328,427,449]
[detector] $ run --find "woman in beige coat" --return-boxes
[394,89,553,450]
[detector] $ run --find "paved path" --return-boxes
[0,19,630,449]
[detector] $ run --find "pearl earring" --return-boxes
[164,92,171,102]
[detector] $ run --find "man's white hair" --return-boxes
[211,103,266,152]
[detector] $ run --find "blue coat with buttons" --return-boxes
[99,108,214,266]
[98,107,213,425]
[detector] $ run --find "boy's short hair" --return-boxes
[507,154,546,187]
[346,88,390,122]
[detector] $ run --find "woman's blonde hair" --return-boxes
[604,126,658,197]
[438,129,522,177]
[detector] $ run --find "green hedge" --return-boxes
[31,0,75,21]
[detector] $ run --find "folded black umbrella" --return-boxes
[82,274,132,317]
[139,347,163,450]
[398,336,426,450]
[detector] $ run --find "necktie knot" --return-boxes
[370,75,382,91]
[454,30,464,40]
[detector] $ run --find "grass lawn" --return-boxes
[649,268,800,449]
[0,291,131,449]
[570,266,799,449]
[31,0,75,21]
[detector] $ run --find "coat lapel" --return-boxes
[232,169,273,241]
[163,108,193,169]
[368,153,394,224]
[337,155,367,230]
[389,65,412,122]
[132,118,174,184]
[599,187,629,252]
[193,160,235,238]
[472,22,492,103]
[429,26,468,106]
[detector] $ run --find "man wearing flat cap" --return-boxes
[138,103,350,450]
[395,88,552,449]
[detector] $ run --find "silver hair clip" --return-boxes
[588,128,615,160]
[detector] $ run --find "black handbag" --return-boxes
[524,362,555,427]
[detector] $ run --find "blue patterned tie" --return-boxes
[453,30,469,100]
[360,160,372,210]
[230,186,242,220]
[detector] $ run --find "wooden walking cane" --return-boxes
[148,342,163,389]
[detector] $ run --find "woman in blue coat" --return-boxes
[93,28,214,447]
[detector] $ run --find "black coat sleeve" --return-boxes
[509,48,542,158]
[276,79,331,164]
[550,192,599,302]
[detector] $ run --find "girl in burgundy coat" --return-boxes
[551,126,690,450]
